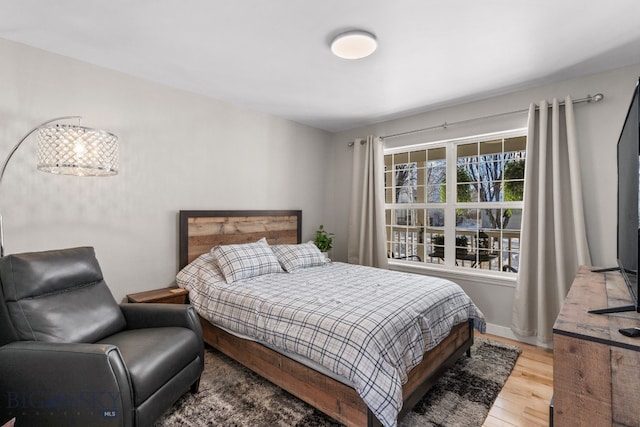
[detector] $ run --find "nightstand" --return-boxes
[127,287,188,304]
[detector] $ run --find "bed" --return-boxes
[177,210,485,427]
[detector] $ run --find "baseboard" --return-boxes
[484,322,552,349]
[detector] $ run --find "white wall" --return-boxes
[327,64,640,332]
[0,38,331,302]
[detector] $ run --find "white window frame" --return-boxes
[385,128,527,283]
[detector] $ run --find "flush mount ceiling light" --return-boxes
[330,30,377,59]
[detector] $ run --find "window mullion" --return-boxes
[444,143,456,268]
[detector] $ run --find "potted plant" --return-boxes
[431,234,468,258]
[432,234,445,258]
[314,225,334,255]
[455,235,469,257]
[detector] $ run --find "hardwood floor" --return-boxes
[482,334,554,427]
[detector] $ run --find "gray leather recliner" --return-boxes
[0,247,204,427]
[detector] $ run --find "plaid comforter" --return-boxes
[177,255,486,427]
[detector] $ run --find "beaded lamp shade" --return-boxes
[0,116,118,256]
[36,124,118,176]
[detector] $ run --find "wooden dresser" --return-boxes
[553,266,640,426]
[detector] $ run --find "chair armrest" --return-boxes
[119,303,204,371]
[119,303,202,334]
[0,341,133,427]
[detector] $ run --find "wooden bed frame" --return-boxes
[178,210,474,427]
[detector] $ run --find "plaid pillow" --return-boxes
[271,241,330,272]
[211,238,283,284]
[176,252,223,291]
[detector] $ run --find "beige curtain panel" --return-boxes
[347,135,388,268]
[511,97,591,344]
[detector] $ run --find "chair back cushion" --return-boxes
[0,247,126,343]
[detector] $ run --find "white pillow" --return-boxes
[211,238,283,284]
[271,241,330,272]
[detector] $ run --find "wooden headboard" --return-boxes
[178,210,302,269]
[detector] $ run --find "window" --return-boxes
[385,130,526,273]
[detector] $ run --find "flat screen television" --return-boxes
[590,78,640,314]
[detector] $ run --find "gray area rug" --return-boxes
[156,337,521,427]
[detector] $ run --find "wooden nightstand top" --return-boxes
[127,287,188,304]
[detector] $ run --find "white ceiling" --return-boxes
[1,1,640,132]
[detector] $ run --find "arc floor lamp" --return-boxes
[0,116,118,256]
